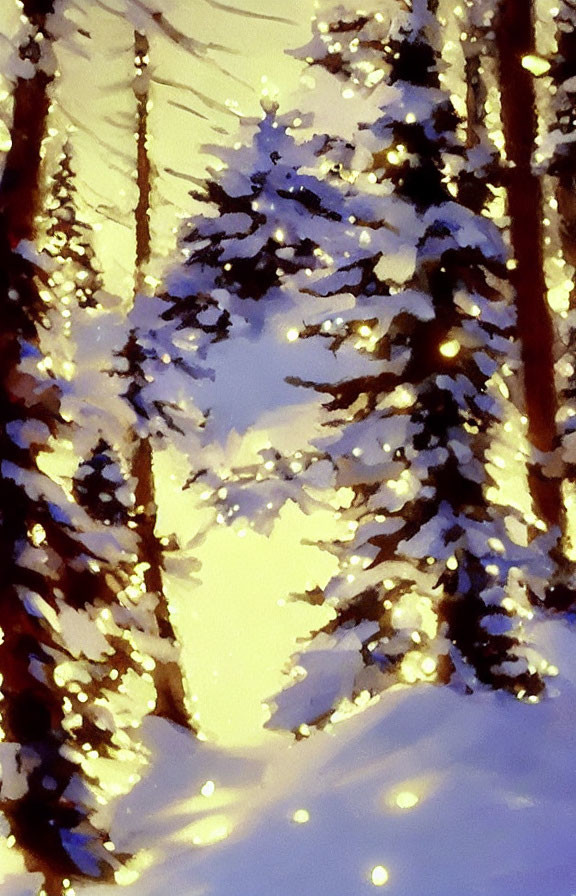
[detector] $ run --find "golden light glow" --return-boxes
[421,656,437,675]
[292,809,310,824]
[181,815,231,846]
[395,790,419,809]
[386,145,406,165]
[30,523,46,546]
[201,780,216,797]
[155,448,344,746]
[114,867,140,886]
[0,120,11,153]
[389,385,415,409]
[439,339,460,358]
[521,54,551,75]
[371,865,390,886]
[286,328,299,342]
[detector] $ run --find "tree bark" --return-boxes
[134,30,152,294]
[0,4,116,891]
[130,30,190,729]
[495,0,562,530]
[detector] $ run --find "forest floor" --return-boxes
[4,615,576,896]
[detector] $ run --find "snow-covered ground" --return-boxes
[4,616,576,896]
[2,3,576,895]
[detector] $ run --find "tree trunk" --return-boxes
[130,30,190,729]
[495,0,562,530]
[134,29,152,295]
[131,436,190,724]
[0,11,53,246]
[0,4,115,891]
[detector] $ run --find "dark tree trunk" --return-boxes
[131,436,190,724]
[130,30,190,729]
[0,13,53,246]
[0,5,115,891]
[495,0,562,529]
[134,30,152,294]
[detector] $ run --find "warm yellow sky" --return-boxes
[32,0,345,748]
[49,0,318,296]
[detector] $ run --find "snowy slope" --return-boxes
[5,616,576,896]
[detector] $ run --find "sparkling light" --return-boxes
[292,809,310,824]
[114,868,140,886]
[521,54,551,76]
[201,780,215,797]
[395,790,419,809]
[371,865,390,886]
[30,523,46,546]
[439,339,460,358]
[421,657,437,675]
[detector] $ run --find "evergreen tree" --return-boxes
[72,438,130,527]
[128,101,416,534]
[457,0,502,212]
[68,436,177,789]
[266,0,552,730]
[291,3,393,93]
[0,4,177,890]
[40,142,103,310]
[27,140,107,389]
[0,2,124,890]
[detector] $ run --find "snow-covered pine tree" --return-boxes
[267,0,551,731]
[72,438,130,527]
[29,133,176,777]
[456,0,503,213]
[127,101,342,518]
[286,2,396,182]
[290,3,393,94]
[24,139,108,395]
[67,435,177,787]
[0,1,127,890]
[40,142,103,310]
[127,100,416,535]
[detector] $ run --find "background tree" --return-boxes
[128,100,419,537]
[0,4,189,890]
